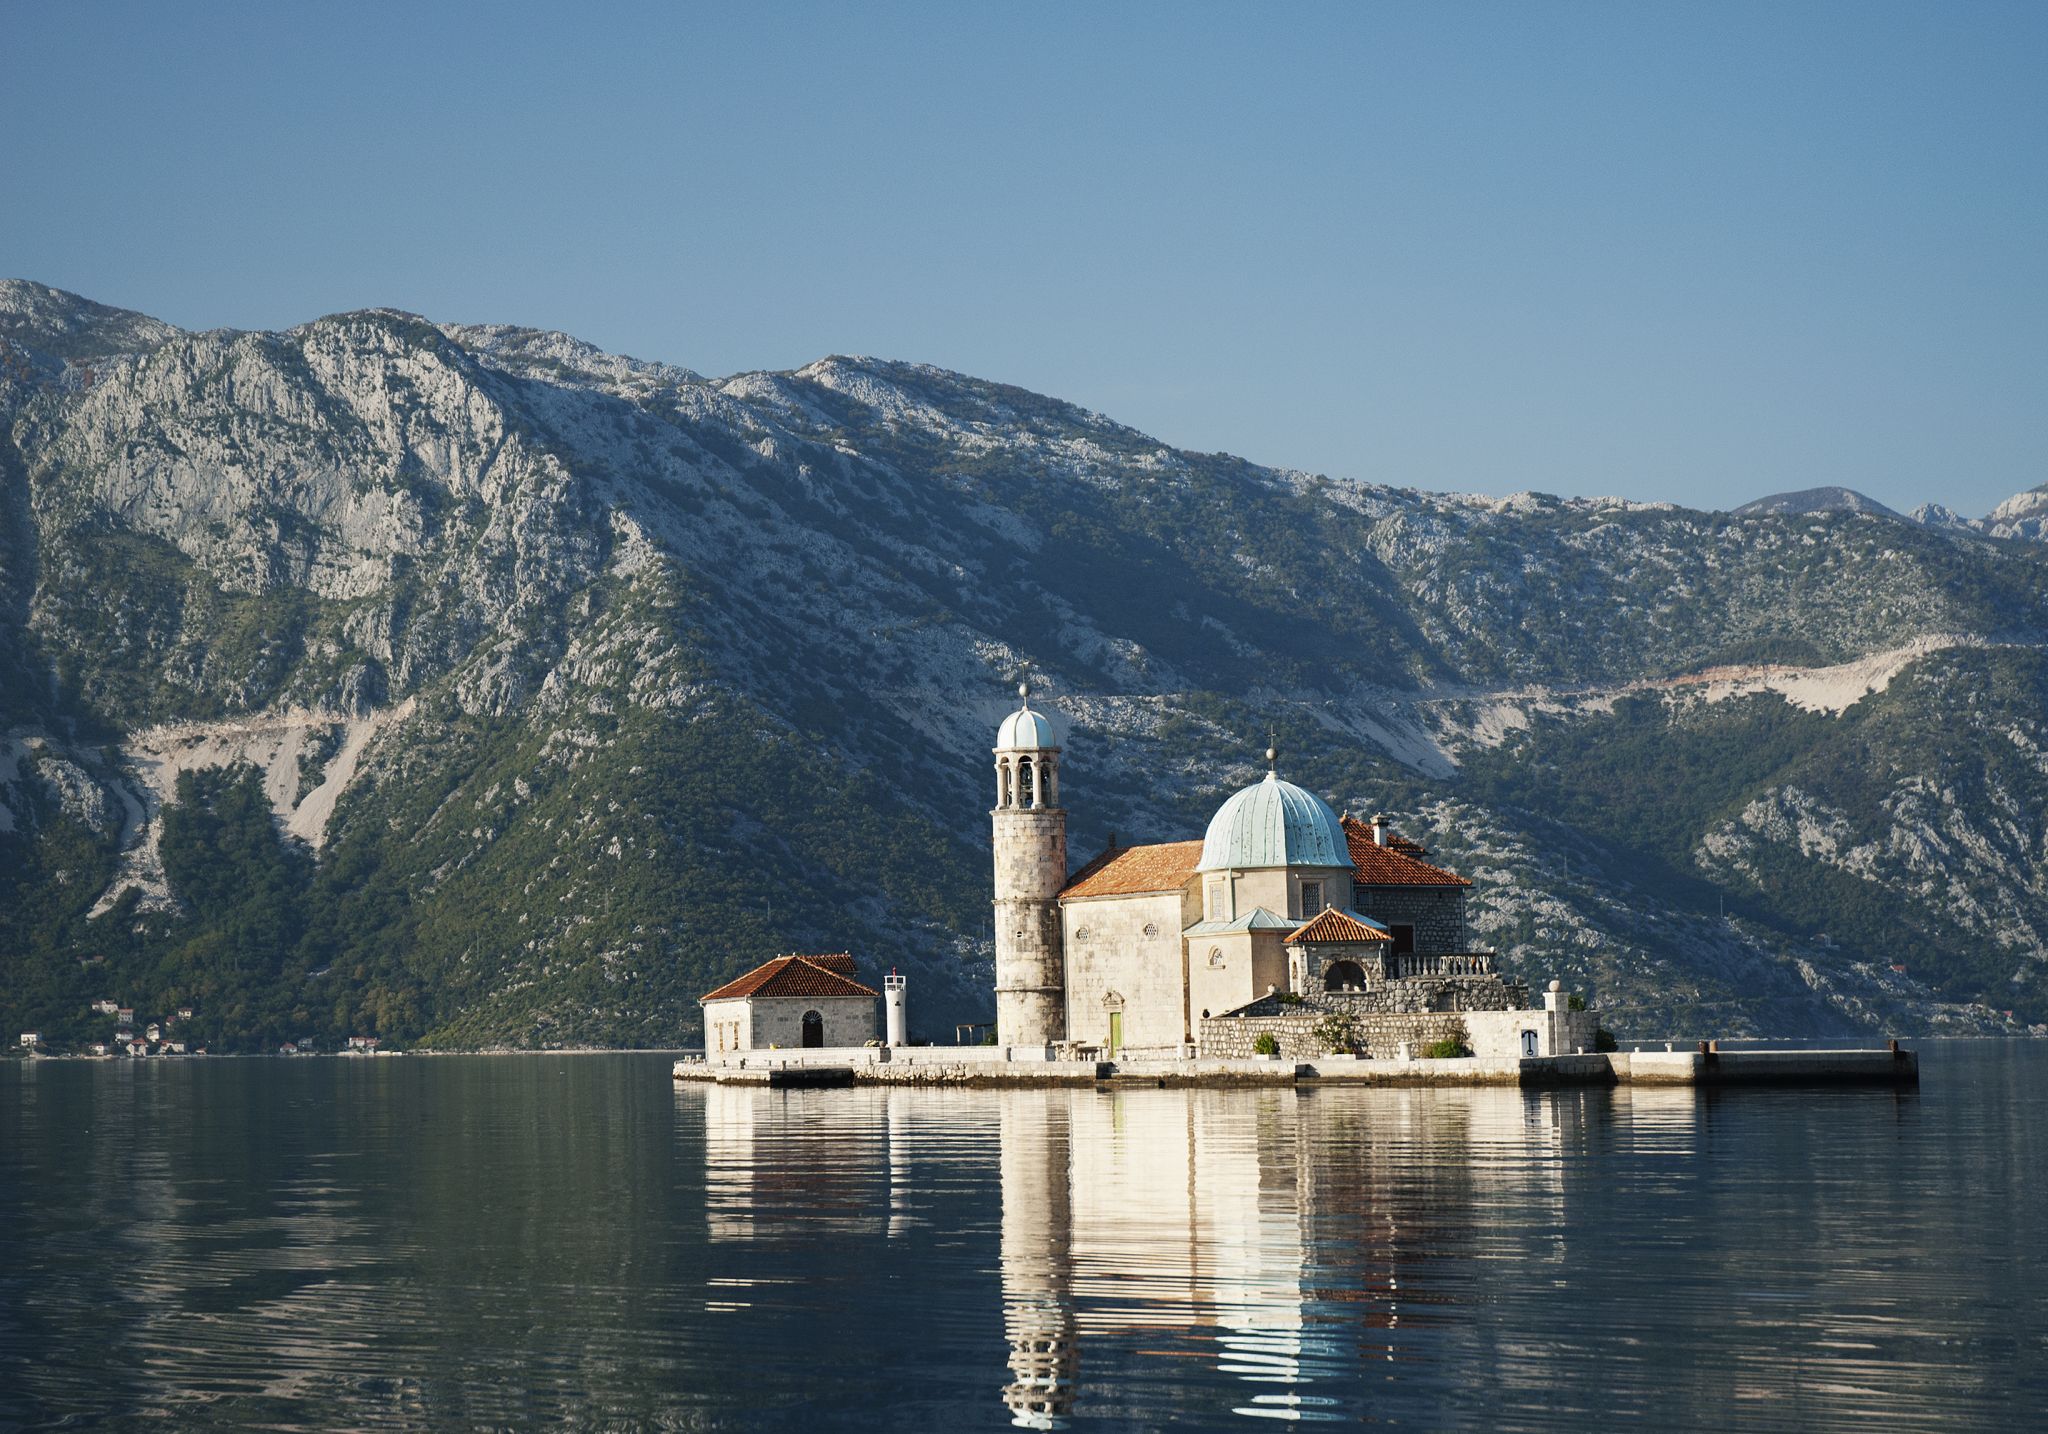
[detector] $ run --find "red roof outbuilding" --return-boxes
[700,954,878,1003]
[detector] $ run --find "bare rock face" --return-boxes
[1983,486,2048,545]
[30,752,118,838]
[4,279,2047,1049]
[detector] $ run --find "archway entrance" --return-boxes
[801,1011,824,1048]
[1323,960,1367,992]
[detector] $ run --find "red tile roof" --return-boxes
[1341,816,1471,887]
[700,954,878,1003]
[1060,839,1205,899]
[1287,908,1391,944]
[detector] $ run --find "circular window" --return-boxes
[1142,922,1158,938]
[1074,926,1091,941]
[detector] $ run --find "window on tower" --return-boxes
[1017,757,1035,806]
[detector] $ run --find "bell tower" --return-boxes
[991,681,1067,1048]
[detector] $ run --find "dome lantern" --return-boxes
[995,679,1059,753]
[993,679,1060,811]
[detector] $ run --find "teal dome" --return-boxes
[1198,772,1349,872]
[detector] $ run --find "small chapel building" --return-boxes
[700,953,878,1054]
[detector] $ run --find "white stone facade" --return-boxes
[703,995,875,1054]
[1061,887,1196,1053]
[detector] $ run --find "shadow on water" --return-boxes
[0,1043,2040,1429]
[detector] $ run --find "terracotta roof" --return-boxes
[700,955,878,1003]
[1287,907,1391,944]
[1341,816,1471,887]
[1060,839,1204,899]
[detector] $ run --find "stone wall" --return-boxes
[1315,974,1523,1013]
[745,995,876,1050]
[1199,1001,1469,1060]
[1466,1007,1601,1058]
[1352,884,1465,953]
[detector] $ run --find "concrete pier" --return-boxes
[674,1043,1919,1090]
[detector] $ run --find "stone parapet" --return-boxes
[1198,1004,1469,1060]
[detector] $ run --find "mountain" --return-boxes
[1732,486,1901,519]
[1981,485,2048,545]
[4,282,2048,1052]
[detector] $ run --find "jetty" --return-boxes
[675,1041,1918,1090]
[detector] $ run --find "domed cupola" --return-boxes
[1198,750,1348,872]
[996,688,1059,753]
[993,682,1060,810]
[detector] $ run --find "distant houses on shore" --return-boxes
[8,993,400,1059]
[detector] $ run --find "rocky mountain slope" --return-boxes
[1732,486,1901,519]
[4,280,2046,1050]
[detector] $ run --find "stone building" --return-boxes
[700,953,879,1055]
[988,688,1556,1058]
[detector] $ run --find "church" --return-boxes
[991,685,1535,1058]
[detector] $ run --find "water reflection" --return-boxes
[4,1049,2037,1430]
[693,1080,1699,1427]
[999,1093,1076,1427]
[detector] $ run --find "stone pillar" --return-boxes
[994,803,1067,1047]
[993,689,1068,1048]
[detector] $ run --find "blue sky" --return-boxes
[4,2,2043,514]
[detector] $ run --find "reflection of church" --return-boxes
[686,1074,1658,1426]
[991,687,1537,1057]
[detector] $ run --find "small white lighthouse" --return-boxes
[884,970,908,1047]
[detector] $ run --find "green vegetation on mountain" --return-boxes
[3,282,2046,1050]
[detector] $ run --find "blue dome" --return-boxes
[1198,773,1349,872]
[996,704,1058,751]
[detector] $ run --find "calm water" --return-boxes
[1,1044,2043,1430]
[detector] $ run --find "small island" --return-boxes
[679,686,1916,1090]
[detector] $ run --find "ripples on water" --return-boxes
[1,1044,2043,1429]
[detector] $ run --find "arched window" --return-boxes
[1017,757,1036,808]
[801,1011,824,1048]
[997,759,1012,808]
[1323,960,1368,993]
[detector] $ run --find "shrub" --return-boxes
[1567,993,1587,1012]
[1252,1032,1281,1057]
[1422,1037,1471,1059]
[1312,1012,1359,1055]
[1594,1027,1618,1052]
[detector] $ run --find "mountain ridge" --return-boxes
[4,280,2047,1051]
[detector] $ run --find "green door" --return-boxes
[1108,1011,1122,1058]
